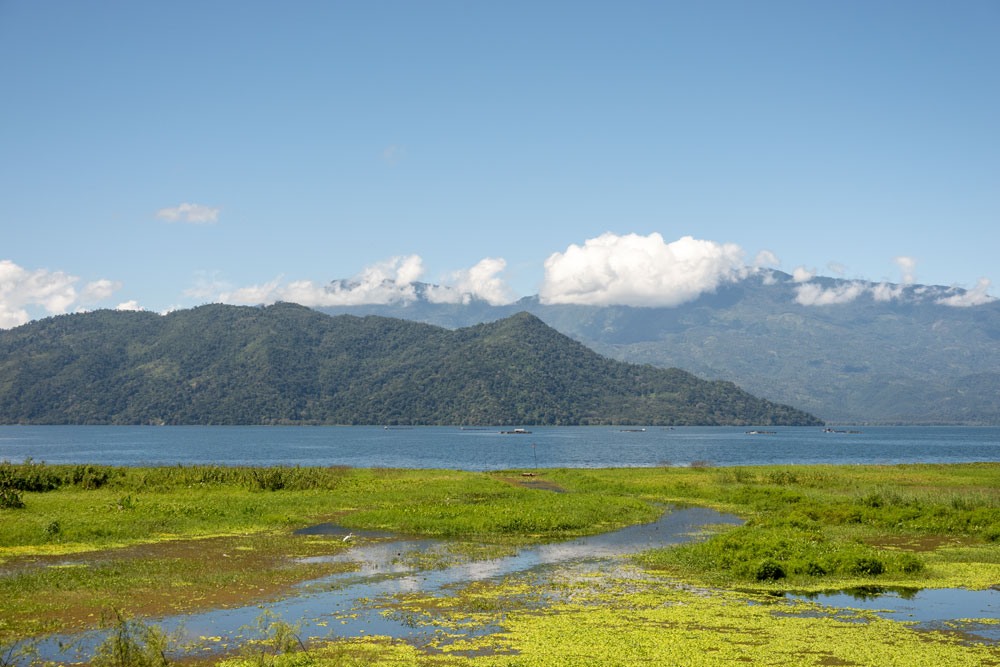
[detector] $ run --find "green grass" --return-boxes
[2,461,1000,663]
[539,464,1000,589]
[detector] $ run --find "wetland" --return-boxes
[2,461,999,665]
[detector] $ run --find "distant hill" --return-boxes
[315,273,1000,425]
[0,304,820,426]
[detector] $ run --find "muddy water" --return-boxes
[26,506,740,663]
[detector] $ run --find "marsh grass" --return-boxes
[2,460,1000,654]
[541,464,1000,588]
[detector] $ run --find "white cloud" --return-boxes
[184,270,232,300]
[936,278,996,307]
[115,300,144,311]
[425,258,515,306]
[827,262,846,276]
[871,282,905,302]
[795,281,867,306]
[752,250,780,268]
[218,255,426,307]
[792,266,816,283]
[893,256,917,284]
[539,233,747,307]
[156,202,221,224]
[0,260,91,329]
[81,279,122,302]
[218,255,519,308]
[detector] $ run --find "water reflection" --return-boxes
[25,506,739,663]
[787,586,1000,643]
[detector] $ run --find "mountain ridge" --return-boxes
[314,272,1000,425]
[0,303,821,426]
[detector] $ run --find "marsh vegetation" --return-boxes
[1,461,998,664]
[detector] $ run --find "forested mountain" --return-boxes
[317,273,1000,425]
[0,304,820,426]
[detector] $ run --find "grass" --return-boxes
[1,461,1000,664]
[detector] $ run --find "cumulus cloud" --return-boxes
[0,260,99,328]
[116,300,144,311]
[539,233,748,307]
[936,278,996,307]
[792,266,816,283]
[156,203,221,224]
[827,262,846,276]
[795,281,867,306]
[425,258,515,306]
[893,256,917,284]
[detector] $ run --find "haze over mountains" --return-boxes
[315,271,1000,425]
[0,304,819,426]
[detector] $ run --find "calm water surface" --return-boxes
[0,425,998,468]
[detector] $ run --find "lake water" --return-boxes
[0,425,998,469]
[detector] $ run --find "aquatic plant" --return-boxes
[238,610,312,667]
[92,611,178,667]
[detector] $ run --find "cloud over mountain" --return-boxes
[539,233,752,307]
[0,260,122,329]
[795,281,867,306]
[424,258,514,305]
[936,278,996,307]
[218,255,516,307]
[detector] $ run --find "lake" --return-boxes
[1,425,998,469]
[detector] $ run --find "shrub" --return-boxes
[239,610,311,667]
[895,553,925,574]
[847,556,885,576]
[754,559,786,581]
[70,464,110,489]
[0,486,25,510]
[93,611,176,667]
[0,459,61,492]
[44,520,61,538]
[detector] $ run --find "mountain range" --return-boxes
[314,272,1000,425]
[0,303,820,426]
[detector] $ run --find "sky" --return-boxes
[1,0,998,326]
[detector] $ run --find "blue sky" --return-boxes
[1,1,997,324]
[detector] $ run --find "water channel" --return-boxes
[21,504,1000,663]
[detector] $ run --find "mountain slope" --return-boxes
[315,274,1000,424]
[0,304,821,426]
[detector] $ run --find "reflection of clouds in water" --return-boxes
[380,575,423,594]
[439,558,510,583]
[30,508,743,664]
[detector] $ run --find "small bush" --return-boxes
[93,611,176,667]
[240,610,311,667]
[0,486,25,510]
[804,560,827,576]
[896,553,925,574]
[70,464,110,489]
[754,559,786,581]
[0,459,61,492]
[848,556,885,576]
